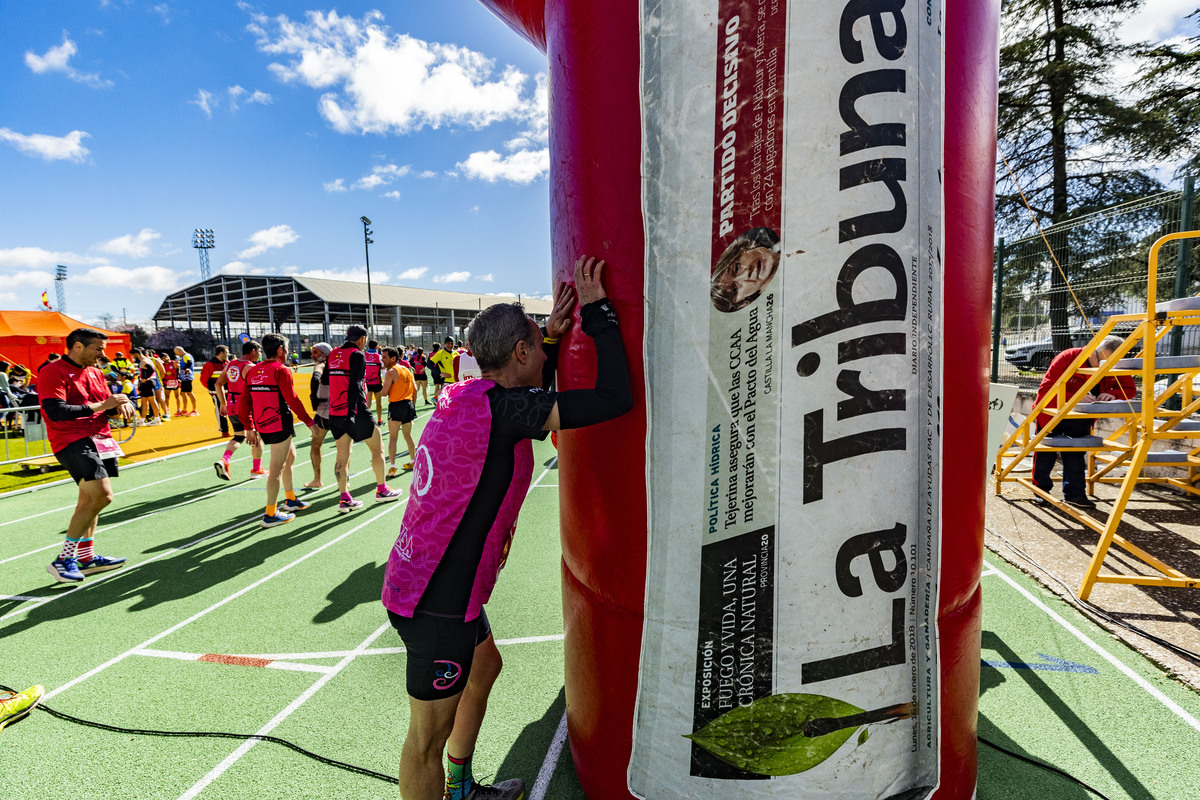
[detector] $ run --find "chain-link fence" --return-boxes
[991,180,1200,388]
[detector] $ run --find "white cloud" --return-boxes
[0,270,56,289]
[433,271,471,283]
[297,267,390,283]
[418,170,437,179]
[457,148,549,184]
[25,33,112,89]
[383,190,401,200]
[478,273,494,282]
[324,178,347,192]
[396,267,428,280]
[0,128,90,162]
[352,162,409,190]
[191,89,218,117]
[0,292,16,304]
[228,85,273,110]
[77,265,184,293]
[247,10,546,136]
[0,246,106,271]
[1119,1,1196,43]
[236,224,300,259]
[97,228,161,258]
[218,261,272,275]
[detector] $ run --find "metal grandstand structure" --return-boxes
[151,274,554,350]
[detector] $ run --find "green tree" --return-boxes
[997,0,1162,349]
[1134,10,1200,172]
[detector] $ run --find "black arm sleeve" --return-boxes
[554,299,634,429]
[310,372,320,409]
[540,326,559,391]
[42,398,95,422]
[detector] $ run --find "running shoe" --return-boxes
[0,685,45,732]
[386,466,398,479]
[220,431,232,438]
[402,462,414,471]
[375,486,402,503]
[338,497,364,514]
[261,510,296,528]
[145,418,161,426]
[214,460,230,481]
[454,778,526,800]
[174,411,188,417]
[79,554,127,574]
[47,558,85,583]
[160,416,170,423]
[282,498,309,512]
[250,467,267,476]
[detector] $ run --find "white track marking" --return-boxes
[530,712,569,800]
[43,502,403,700]
[0,462,385,614]
[2,594,50,603]
[189,634,566,662]
[984,559,1200,735]
[133,648,335,675]
[176,622,393,800]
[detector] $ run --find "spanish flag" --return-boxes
[41,291,51,310]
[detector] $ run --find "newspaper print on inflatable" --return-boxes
[633,0,943,797]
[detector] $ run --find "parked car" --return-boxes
[1004,323,1200,371]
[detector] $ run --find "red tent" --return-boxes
[0,311,130,378]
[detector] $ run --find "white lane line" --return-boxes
[984,559,1200,736]
[41,501,404,699]
[2,595,50,603]
[176,622,393,800]
[215,634,566,662]
[530,712,569,800]
[134,648,336,675]
[0,462,384,616]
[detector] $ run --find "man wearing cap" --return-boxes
[321,325,401,511]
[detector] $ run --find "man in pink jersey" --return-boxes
[382,257,632,800]
[239,333,316,528]
[213,339,264,480]
[40,328,135,583]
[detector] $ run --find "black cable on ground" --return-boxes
[986,520,1200,666]
[0,683,393,785]
[978,735,1114,800]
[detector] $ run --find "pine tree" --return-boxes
[1134,9,1200,177]
[997,0,1162,349]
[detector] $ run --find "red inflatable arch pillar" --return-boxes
[475,2,998,798]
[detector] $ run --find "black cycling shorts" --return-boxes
[389,400,416,424]
[259,416,295,446]
[431,371,446,385]
[55,437,118,484]
[327,413,374,443]
[180,379,194,393]
[388,609,492,701]
[367,384,384,394]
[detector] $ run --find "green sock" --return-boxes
[446,752,473,799]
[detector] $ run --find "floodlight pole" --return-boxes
[54,265,68,314]
[192,228,215,281]
[361,216,375,332]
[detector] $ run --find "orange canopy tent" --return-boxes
[0,311,130,378]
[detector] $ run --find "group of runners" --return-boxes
[32,256,632,800]
[103,346,198,425]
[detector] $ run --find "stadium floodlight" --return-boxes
[361,216,375,331]
[55,265,68,313]
[192,228,215,280]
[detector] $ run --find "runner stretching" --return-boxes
[322,325,401,512]
[40,328,136,583]
[239,334,315,528]
[381,347,416,478]
[383,257,631,800]
[213,339,265,479]
[305,342,332,489]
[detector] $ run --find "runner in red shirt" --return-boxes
[213,340,265,479]
[38,328,135,583]
[238,333,316,528]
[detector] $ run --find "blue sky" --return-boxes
[0,1,1196,328]
[0,1,553,327]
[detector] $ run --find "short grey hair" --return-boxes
[1097,336,1125,356]
[467,303,537,371]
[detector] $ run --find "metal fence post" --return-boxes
[1170,176,1195,358]
[991,237,1005,382]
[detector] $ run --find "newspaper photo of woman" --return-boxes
[710,227,782,313]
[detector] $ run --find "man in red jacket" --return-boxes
[1033,335,1135,508]
[239,334,316,528]
[39,328,135,582]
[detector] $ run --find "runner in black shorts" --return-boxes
[39,328,136,583]
[382,257,633,800]
[382,347,417,477]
